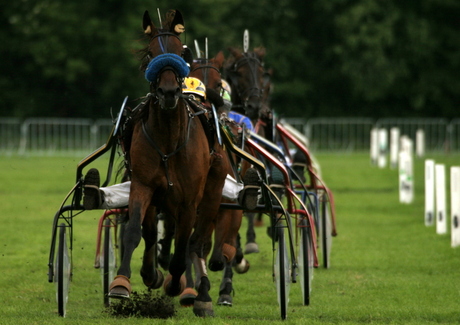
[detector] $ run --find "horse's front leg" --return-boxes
[140,206,164,290]
[108,185,152,298]
[190,183,226,316]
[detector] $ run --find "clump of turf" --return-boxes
[107,291,176,319]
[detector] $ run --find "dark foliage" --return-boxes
[1,0,459,119]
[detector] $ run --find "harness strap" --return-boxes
[141,103,199,189]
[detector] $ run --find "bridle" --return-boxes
[190,59,221,91]
[144,30,189,100]
[141,30,201,189]
[226,53,264,113]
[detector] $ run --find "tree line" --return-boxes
[1,0,459,119]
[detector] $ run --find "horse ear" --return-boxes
[228,47,242,60]
[214,51,225,68]
[143,10,155,35]
[170,9,185,35]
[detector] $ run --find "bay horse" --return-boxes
[185,51,253,307]
[153,50,254,307]
[109,10,228,317]
[224,46,269,254]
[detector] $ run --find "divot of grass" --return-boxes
[106,290,176,319]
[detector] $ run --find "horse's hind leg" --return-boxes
[209,207,238,272]
[157,212,174,270]
[179,243,198,307]
[245,212,260,254]
[234,233,250,274]
[163,209,194,297]
[140,206,164,290]
[217,260,235,306]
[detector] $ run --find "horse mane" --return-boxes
[137,43,151,73]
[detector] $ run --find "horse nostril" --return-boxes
[157,87,165,97]
[175,87,181,96]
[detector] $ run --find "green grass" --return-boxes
[1,152,459,324]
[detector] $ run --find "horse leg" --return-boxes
[163,209,194,297]
[139,206,164,290]
[217,260,235,306]
[245,212,260,254]
[233,233,250,274]
[209,206,238,272]
[190,167,228,316]
[109,190,151,298]
[157,212,174,270]
[215,209,244,306]
[179,243,198,307]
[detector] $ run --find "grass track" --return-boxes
[0,153,459,324]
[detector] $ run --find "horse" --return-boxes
[185,51,256,307]
[109,10,228,317]
[224,46,269,254]
[153,50,255,307]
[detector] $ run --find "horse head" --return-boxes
[190,51,225,92]
[225,47,265,121]
[189,51,226,111]
[142,10,189,110]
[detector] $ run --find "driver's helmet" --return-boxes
[221,79,232,101]
[183,77,206,100]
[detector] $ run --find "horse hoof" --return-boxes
[163,273,186,296]
[234,258,250,274]
[108,286,130,299]
[244,242,259,254]
[180,287,198,307]
[108,275,131,299]
[141,269,164,289]
[217,294,233,306]
[193,300,214,317]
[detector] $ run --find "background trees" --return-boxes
[1,0,459,119]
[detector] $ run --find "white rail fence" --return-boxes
[2,117,460,155]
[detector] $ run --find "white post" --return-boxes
[390,127,400,169]
[400,135,413,155]
[399,150,413,204]
[416,129,425,158]
[370,128,378,165]
[435,164,447,234]
[425,159,435,226]
[451,167,460,247]
[378,128,388,168]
